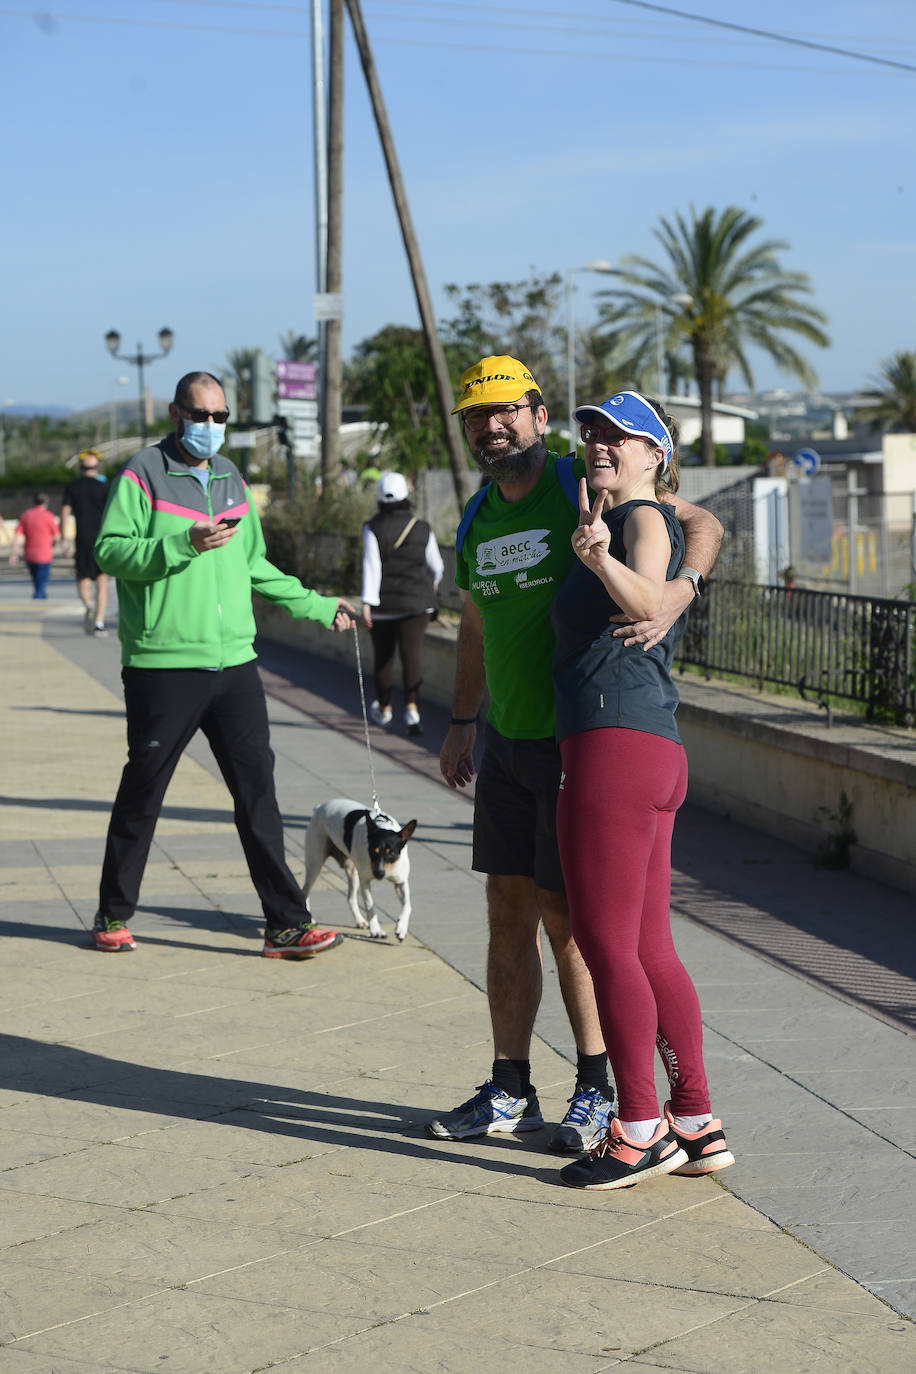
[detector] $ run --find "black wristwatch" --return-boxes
[676,567,705,600]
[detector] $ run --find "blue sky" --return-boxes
[1,0,914,410]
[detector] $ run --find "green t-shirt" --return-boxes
[456,453,584,739]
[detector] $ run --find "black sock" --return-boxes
[492,1058,531,1098]
[576,1051,613,1102]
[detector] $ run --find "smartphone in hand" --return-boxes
[219,517,241,527]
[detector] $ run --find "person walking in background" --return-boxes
[61,449,110,635]
[429,356,723,1153]
[93,369,356,958]
[361,471,444,737]
[552,392,734,1190]
[10,492,60,599]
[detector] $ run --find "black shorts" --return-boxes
[472,724,565,892]
[74,540,101,581]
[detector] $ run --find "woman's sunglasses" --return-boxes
[580,423,631,446]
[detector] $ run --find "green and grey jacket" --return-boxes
[95,433,337,668]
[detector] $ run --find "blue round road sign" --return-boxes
[793,447,820,475]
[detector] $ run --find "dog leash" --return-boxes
[351,622,382,816]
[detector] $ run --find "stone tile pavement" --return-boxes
[0,581,913,1372]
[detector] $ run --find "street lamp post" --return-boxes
[104,328,174,445]
[566,260,612,451]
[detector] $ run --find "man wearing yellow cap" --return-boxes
[426,356,722,1150]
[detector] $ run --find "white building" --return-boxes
[660,395,758,448]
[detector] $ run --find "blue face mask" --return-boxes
[181,420,226,459]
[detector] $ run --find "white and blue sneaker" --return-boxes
[425,1080,545,1140]
[548,1084,615,1153]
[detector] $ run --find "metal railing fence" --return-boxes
[679,581,916,726]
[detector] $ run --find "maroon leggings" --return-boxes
[557,728,710,1121]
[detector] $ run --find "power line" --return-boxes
[607,0,916,74]
[365,0,916,70]
[5,2,914,74]
[367,34,907,80]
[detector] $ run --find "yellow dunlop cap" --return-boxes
[451,355,540,414]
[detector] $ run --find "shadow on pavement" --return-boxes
[672,804,916,1033]
[0,1032,556,1180]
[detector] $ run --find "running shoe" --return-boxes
[664,1102,735,1176]
[560,1118,687,1190]
[261,922,343,958]
[426,1080,544,1140]
[92,913,136,952]
[404,705,422,736]
[548,1084,615,1153]
[369,701,392,727]
[83,606,94,635]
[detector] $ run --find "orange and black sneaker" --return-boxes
[664,1102,735,1176]
[261,922,342,958]
[560,1118,687,1190]
[92,913,136,952]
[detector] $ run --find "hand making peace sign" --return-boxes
[572,477,611,566]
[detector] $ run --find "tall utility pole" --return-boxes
[320,0,344,489]
[311,0,329,448]
[344,0,470,509]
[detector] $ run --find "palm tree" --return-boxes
[857,350,916,432]
[599,206,830,465]
[277,330,318,362]
[223,347,261,419]
[572,325,634,406]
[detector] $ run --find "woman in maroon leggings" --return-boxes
[551,391,734,1190]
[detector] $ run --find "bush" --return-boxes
[0,460,87,490]
[259,474,374,594]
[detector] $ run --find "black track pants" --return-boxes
[99,660,307,932]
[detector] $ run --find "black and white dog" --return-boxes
[304,799,417,941]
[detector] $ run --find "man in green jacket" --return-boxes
[93,370,355,957]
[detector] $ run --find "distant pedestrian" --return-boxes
[361,471,444,736]
[61,450,110,635]
[10,493,60,599]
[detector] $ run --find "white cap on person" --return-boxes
[377,472,409,504]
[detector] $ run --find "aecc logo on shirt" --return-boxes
[474,528,551,576]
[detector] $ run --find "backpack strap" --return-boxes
[392,516,417,550]
[455,483,491,555]
[556,452,579,507]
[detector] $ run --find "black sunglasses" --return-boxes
[180,406,230,425]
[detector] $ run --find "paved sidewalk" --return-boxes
[0,585,913,1372]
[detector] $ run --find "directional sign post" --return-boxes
[276,362,319,460]
[276,360,317,400]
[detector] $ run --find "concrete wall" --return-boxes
[255,603,916,899]
[255,601,468,719]
[674,677,916,898]
[882,433,916,530]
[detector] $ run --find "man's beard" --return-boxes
[471,434,546,485]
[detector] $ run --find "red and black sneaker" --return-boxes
[261,922,342,958]
[560,1118,687,1191]
[664,1102,735,1176]
[92,913,136,952]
